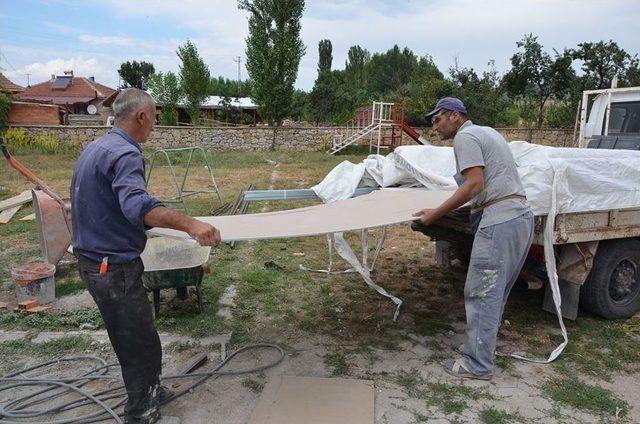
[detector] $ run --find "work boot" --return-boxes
[124,409,160,424]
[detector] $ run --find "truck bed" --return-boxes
[413,206,640,246]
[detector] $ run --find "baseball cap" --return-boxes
[426,97,467,121]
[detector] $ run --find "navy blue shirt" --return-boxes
[71,127,163,263]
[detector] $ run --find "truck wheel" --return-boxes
[580,239,640,319]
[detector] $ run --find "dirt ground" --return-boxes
[1,149,638,423]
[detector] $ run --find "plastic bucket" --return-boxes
[11,262,56,305]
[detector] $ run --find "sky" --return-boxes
[1,0,639,92]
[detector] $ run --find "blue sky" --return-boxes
[1,0,639,91]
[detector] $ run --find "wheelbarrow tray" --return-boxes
[142,266,204,290]
[140,237,211,315]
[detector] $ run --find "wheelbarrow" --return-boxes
[1,138,72,265]
[140,237,211,317]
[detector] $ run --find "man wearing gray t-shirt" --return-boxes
[414,97,534,380]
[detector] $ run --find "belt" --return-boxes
[471,194,527,213]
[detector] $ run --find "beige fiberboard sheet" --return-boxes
[248,376,374,424]
[148,188,453,242]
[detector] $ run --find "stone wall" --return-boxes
[405,127,575,147]
[10,124,576,151]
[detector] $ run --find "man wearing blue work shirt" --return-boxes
[71,88,220,423]
[414,97,533,380]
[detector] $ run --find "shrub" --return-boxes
[0,92,11,132]
[2,128,75,154]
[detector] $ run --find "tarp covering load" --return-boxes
[312,141,640,216]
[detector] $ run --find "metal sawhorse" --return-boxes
[146,146,223,214]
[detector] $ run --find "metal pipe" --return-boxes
[242,187,378,202]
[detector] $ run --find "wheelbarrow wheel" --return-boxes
[153,290,161,318]
[176,286,188,300]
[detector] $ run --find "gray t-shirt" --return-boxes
[453,120,530,228]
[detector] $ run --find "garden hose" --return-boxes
[0,343,285,423]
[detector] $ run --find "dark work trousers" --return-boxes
[78,255,162,423]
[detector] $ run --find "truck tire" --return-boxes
[580,239,640,319]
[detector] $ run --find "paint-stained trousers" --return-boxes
[78,255,162,424]
[463,211,534,375]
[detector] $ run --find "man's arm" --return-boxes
[413,166,484,226]
[144,206,221,247]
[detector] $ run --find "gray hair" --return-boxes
[112,88,154,121]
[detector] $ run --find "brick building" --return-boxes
[18,71,115,124]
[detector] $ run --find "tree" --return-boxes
[177,40,211,125]
[209,76,252,97]
[502,34,576,128]
[0,92,11,133]
[318,39,332,73]
[570,40,639,89]
[289,89,309,122]
[392,56,450,126]
[366,45,418,95]
[117,61,155,89]
[449,60,514,127]
[345,45,370,88]
[147,72,182,126]
[308,70,338,124]
[238,0,306,126]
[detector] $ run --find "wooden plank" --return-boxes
[0,190,32,212]
[19,213,36,221]
[0,206,21,224]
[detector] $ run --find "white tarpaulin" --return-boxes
[313,141,640,216]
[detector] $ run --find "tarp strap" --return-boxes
[511,164,568,363]
[299,227,401,321]
[333,231,402,321]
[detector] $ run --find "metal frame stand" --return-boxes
[146,146,223,214]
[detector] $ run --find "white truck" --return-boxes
[413,86,640,320]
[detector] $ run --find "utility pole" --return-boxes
[26,73,31,87]
[233,56,242,98]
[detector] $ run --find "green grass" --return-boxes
[479,407,524,424]
[0,307,103,330]
[543,377,628,418]
[391,370,493,416]
[242,378,265,393]
[552,315,640,382]
[0,335,97,375]
[412,313,454,336]
[324,351,351,376]
[0,334,94,356]
[424,381,494,415]
[56,278,85,297]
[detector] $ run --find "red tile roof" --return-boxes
[18,75,115,105]
[0,73,24,94]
